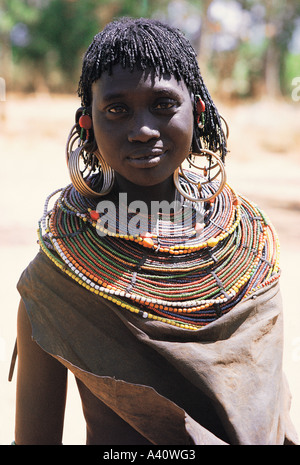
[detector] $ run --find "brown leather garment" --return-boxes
[16,251,298,445]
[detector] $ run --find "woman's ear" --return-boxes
[191,131,201,154]
[75,106,84,124]
[74,106,97,153]
[75,106,92,123]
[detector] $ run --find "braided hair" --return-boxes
[78,17,227,160]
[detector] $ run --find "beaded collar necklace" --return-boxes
[38,173,280,330]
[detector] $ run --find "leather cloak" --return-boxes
[17,251,298,445]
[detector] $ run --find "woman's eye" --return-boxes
[107,105,127,114]
[154,100,177,110]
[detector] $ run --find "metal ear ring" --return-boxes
[67,144,114,198]
[66,111,92,164]
[66,111,114,198]
[220,115,229,140]
[173,149,226,203]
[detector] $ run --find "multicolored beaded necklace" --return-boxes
[38,172,280,330]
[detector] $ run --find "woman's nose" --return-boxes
[128,112,160,143]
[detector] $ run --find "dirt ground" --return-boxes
[0,93,299,445]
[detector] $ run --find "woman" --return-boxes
[12,17,298,445]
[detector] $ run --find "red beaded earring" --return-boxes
[78,113,92,142]
[195,94,205,129]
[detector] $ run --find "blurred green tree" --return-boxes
[1,0,168,91]
[1,0,299,97]
[206,0,300,97]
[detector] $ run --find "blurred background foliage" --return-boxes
[0,0,300,99]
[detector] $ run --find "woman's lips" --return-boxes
[126,150,167,168]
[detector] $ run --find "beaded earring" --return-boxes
[66,109,114,198]
[195,94,205,129]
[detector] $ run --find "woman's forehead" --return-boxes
[92,64,189,99]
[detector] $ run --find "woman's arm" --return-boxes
[15,299,68,445]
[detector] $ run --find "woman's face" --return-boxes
[91,65,194,188]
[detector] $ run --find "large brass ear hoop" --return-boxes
[220,115,229,140]
[66,124,114,198]
[173,149,226,203]
[66,124,80,164]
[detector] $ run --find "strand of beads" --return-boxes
[38,174,281,329]
[65,178,242,255]
[37,226,199,330]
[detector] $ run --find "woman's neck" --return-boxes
[113,173,177,209]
